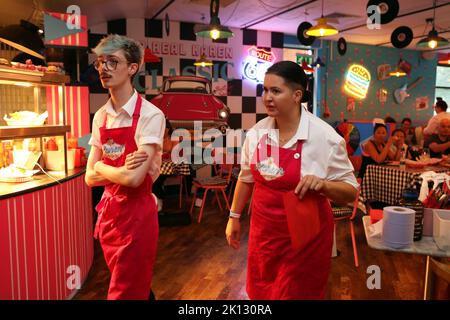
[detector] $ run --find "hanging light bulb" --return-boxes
[311,56,325,68]
[194,54,213,67]
[194,0,234,40]
[210,28,220,40]
[306,0,338,37]
[429,38,437,49]
[416,1,449,49]
[194,35,213,67]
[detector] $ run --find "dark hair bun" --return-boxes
[301,90,311,103]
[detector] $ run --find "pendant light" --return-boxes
[311,56,325,68]
[143,1,160,63]
[194,54,213,67]
[194,17,213,67]
[416,1,449,49]
[306,0,339,37]
[144,47,161,63]
[194,0,234,40]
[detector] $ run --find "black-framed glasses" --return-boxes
[93,58,127,71]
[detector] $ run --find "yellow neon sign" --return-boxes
[344,64,371,99]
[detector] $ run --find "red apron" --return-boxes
[94,95,158,300]
[248,134,333,300]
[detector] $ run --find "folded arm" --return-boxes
[85,146,111,187]
[429,140,450,154]
[94,144,159,188]
[366,138,393,163]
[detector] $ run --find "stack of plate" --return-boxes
[382,206,415,249]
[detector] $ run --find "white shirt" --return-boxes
[238,109,359,190]
[89,90,165,182]
[423,112,450,135]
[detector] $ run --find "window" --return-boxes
[435,65,450,114]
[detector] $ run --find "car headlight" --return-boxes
[218,109,229,119]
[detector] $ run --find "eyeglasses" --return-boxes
[93,58,128,71]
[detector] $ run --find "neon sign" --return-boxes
[344,64,371,99]
[247,46,276,63]
[242,46,276,83]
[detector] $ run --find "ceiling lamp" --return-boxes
[311,56,325,68]
[194,0,234,40]
[144,47,160,63]
[143,0,160,63]
[416,1,449,49]
[194,54,213,67]
[306,0,338,37]
[0,20,45,60]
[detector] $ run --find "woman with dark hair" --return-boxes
[225,61,358,299]
[358,123,395,179]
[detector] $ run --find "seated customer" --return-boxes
[428,118,450,158]
[389,129,410,161]
[359,118,385,157]
[423,98,449,136]
[401,117,417,146]
[384,116,397,126]
[359,123,395,179]
[153,118,175,211]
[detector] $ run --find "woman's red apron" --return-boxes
[248,134,333,300]
[94,95,158,300]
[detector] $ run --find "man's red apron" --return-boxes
[248,134,333,300]
[94,95,158,300]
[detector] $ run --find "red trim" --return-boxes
[0,175,93,299]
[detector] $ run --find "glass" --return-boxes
[93,58,126,71]
[421,147,430,161]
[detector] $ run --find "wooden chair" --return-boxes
[189,164,233,223]
[331,184,360,267]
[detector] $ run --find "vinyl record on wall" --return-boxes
[297,22,316,46]
[337,37,347,56]
[165,13,170,36]
[391,26,413,48]
[366,0,399,25]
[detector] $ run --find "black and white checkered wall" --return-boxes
[86,18,284,130]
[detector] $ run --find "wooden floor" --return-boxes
[74,194,442,300]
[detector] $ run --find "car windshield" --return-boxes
[165,80,210,94]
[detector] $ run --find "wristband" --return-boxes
[229,211,241,219]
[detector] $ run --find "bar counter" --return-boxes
[0,169,93,299]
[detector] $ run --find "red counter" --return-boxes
[0,171,93,299]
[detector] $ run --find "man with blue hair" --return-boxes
[85,34,165,300]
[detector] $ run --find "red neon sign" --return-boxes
[247,46,276,63]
